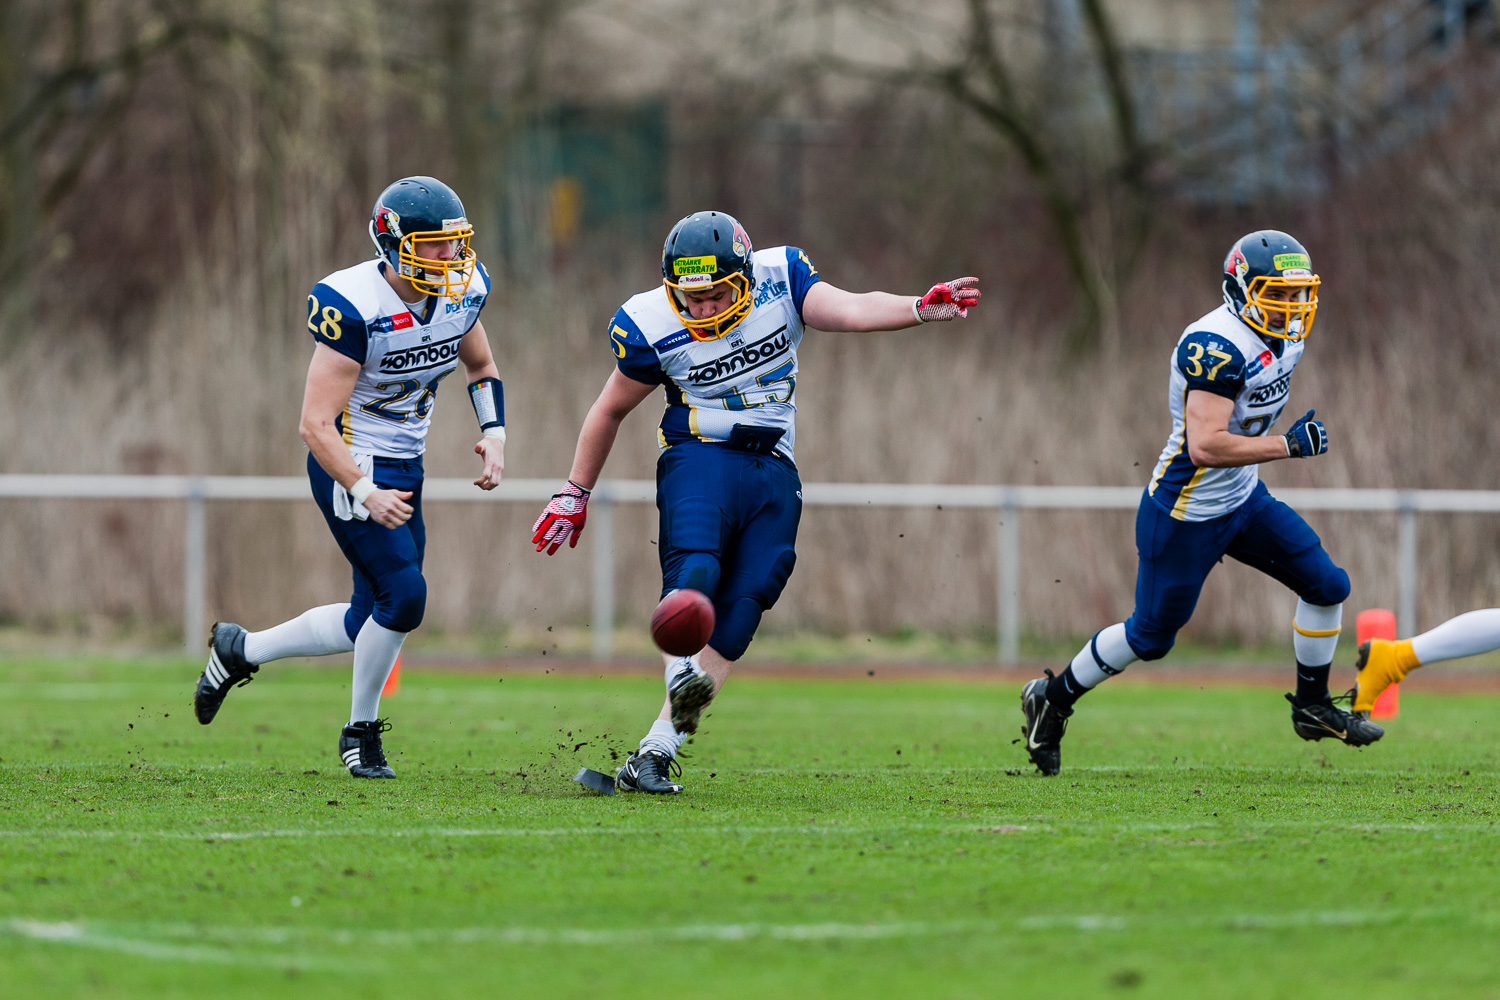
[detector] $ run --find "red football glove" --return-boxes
[531,481,590,554]
[913,276,981,322]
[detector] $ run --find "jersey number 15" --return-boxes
[709,360,796,411]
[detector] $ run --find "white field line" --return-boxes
[0,823,1034,841]
[3,919,349,969]
[602,767,1500,781]
[7,909,1494,963]
[5,762,1499,781]
[0,683,187,700]
[0,818,1496,842]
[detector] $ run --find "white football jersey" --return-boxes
[610,246,820,463]
[1147,303,1306,521]
[307,258,490,459]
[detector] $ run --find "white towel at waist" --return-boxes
[332,452,376,522]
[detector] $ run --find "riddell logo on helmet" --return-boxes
[673,256,717,276]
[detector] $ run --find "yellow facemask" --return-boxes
[397,226,477,303]
[663,271,754,341]
[1241,274,1320,342]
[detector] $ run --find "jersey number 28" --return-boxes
[307,296,344,341]
[361,371,453,423]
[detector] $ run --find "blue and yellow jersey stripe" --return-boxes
[657,382,713,449]
[1147,389,1205,520]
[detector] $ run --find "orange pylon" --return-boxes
[382,654,402,696]
[1355,608,1399,719]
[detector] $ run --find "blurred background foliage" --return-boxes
[2,0,1499,650]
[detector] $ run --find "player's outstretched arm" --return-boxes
[299,344,413,529]
[1184,391,1327,468]
[459,319,505,490]
[799,277,980,333]
[531,370,657,555]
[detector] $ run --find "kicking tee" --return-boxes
[306,258,490,459]
[608,246,819,463]
[1146,303,1306,521]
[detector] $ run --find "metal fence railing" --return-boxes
[3,475,1498,661]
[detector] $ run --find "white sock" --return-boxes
[243,604,354,664]
[1411,608,1500,665]
[1292,599,1342,667]
[1069,622,1138,689]
[639,718,685,758]
[349,618,407,724]
[664,654,701,690]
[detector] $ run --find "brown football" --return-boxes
[650,589,715,656]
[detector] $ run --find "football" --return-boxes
[650,589,715,656]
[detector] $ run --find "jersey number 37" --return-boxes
[1182,341,1233,379]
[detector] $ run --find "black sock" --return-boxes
[1295,662,1330,703]
[1045,666,1089,711]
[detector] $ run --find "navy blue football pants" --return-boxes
[308,453,427,640]
[656,442,802,661]
[1125,480,1350,661]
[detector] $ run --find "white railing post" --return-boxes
[591,492,615,660]
[998,495,1020,664]
[183,480,207,657]
[1398,494,1418,639]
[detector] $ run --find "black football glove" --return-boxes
[1283,409,1328,458]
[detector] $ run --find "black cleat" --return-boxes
[1285,693,1385,747]
[615,750,683,794]
[339,719,396,778]
[1020,675,1072,776]
[667,659,715,735]
[194,622,258,725]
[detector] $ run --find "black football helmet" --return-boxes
[1222,230,1320,341]
[661,211,756,341]
[368,176,476,302]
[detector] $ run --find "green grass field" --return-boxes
[1,655,1498,999]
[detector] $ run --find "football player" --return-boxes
[191,176,506,778]
[1352,609,1500,715]
[532,211,980,794]
[1019,231,1384,775]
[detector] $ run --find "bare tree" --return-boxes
[831,0,1156,354]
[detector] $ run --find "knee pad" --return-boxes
[709,597,763,662]
[373,567,427,633]
[707,551,797,661]
[1124,617,1175,662]
[750,550,797,607]
[343,604,371,643]
[667,552,722,600]
[1301,566,1351,607]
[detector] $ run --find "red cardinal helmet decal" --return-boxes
[375,205,403,239]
